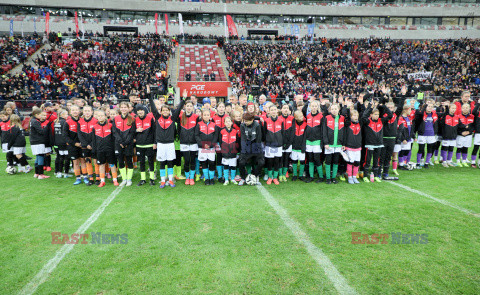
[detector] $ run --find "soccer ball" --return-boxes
[6,166,16,175]
[246,174,257,186]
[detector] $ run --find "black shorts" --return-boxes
[82,148,94,159]
[68,146,82,160]
[96,151,116,165]
[136,146,155,158]
[115,144,134,157]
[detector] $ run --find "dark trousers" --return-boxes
[364,147,382,177]
[380,138,395,175]
[238,153,265,179]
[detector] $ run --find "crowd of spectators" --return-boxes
[0,34,42,75]
[224,38,480,102]
[0,34,175,107]
[1,34,480,108]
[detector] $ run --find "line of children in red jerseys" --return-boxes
[2,88,480,186]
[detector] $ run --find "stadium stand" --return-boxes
[178,45,227,81]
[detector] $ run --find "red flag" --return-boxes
[165,13,169,35]
[75,11,79,38]
[154,13,158,34]
[45,12,50,34]
[226,15,238,37]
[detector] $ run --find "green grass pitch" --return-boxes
[1,143,479,294]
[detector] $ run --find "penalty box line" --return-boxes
[256,185,358,295]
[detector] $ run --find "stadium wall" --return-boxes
[2,19,479,39]
[0,0,479,17]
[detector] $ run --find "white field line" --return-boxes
[387,181,479,218]
[256,185,358,295]
[18,186,124,295]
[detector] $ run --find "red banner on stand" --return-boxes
[154,13,158,34]
[75,11,79,38]
[165,14,169,35]
[177,82,231,97]
[45,12,50,34]
[226,15,238,37]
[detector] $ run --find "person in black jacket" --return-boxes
[134,104,156,186]
[322,104,345,184]
[219,116,240,185]
[379,96,405,180]
[112,102,136,187]
[7,115,31,173]
[263,104,284,185]
[92,109,119,187]
[471,99,480,168]
[280,104,294,182]
[238,112,264,186]
[78,105,98,186]
[178,99,200,185]
[195,109,219,185]
[291,110,307,181]
[53,109,71,178]
[148,85,184,188]
[342,106,362,184]
[0,111,14,169]
[456,103,475,167]
[63,105,85,185]
[30,107,50,179]
[439,103,459,167]
[361,100,392,183]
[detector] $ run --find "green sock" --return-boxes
[317,165,324,178]
[309,163,315,178]
[127,168,133,180]
[299,164,305,177]
[283,167,288,176]
[268,170,273,179]
[175,166,182,176]
[119,168,126,179]
[149,171,155,179]
[273,170,279,179]
[264,167,268,176]
[246,164,252,174]
[325,165,331,179]
[292,163,298,176]
[140,171,146,180]
[332,164,339,179]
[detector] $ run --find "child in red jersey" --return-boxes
[195,109,220,185]
[93,110,118,187]
[280,104,294,182]
[291,110,307,181]
[219,116,240,185]
[456,103,475,167]
[78,105,98,185]
[64,105,85,185]
[361,100,392,183]
[30,108,50,179]
[8,115,31,173]
[263,104,284,185]
[323,104,345,184]
[112,102,136,186]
